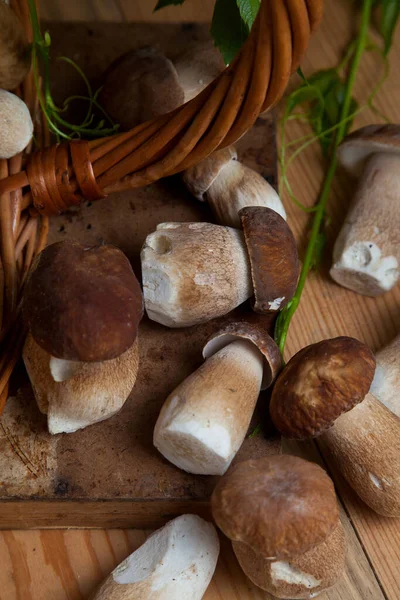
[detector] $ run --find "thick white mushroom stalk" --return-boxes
[370,333,400,416]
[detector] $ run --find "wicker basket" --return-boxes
[0,0,323,410]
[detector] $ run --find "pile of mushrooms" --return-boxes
[141,206,299,327]
[331,125,400,296]
[23,241,143,434]
[270,336,400,517]
[92,514,219,600]
[212,455,346,599]
[154,316,281,475]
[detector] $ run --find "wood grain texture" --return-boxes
[0,0,399,599]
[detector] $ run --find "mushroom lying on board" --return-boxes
[211,456,346,599]
[100,41,224,131]
[0,90,33,159]
[331,125,400,296]
[0,2,31,90]
[141,207,299,327]
[92,514,219,600]
[154,316,281,475]
[183,146,286,228]
[370,333,400,417]
[270,337,400,517]
[23,241,143,434]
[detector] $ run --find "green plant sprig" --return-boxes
[27,0,119,141]
[274,0,375,354]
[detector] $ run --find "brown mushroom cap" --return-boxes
[338,124,400,178]
[203,315,282,389]
[182,146,238,200]
[99,47,184,131]
[240,207,299,314]
[0,2,31,90]
[211,455,339,560]
[270,337,376,439]
[23,241,143,362]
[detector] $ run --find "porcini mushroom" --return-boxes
[92,514,220,600]
[183,147,286,228]
[141,208,299,327]
[331,125,400,296]
[0,2,31,90]
[23,241,143,434]
[154,316,281,475]
[174,40,225,102]
[0,90,33,159]
[270,337,400,517]
[370,333,400,417]
[100,47,184,131]
[211,455,346,599]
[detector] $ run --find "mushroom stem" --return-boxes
[23,334,140,435]
[232,522,346,600]
[92,515,219,600]
[331,153,400,296]
[154,339,264,475]
[322,392,400,517]
[141,222,252,327]
[370,333,400,417]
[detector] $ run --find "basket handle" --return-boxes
[0,0,323,215]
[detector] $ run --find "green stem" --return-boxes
[275,0,373,354]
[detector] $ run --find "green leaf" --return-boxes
[154,0,185,10]
[211,0,248,64]
[237,0,260,29]
[380,0,400,54]
[286,86,322,114]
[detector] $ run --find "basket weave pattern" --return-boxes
[0,0,323,411]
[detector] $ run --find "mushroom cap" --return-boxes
[99,47,184,131]
[203,315,282,389]
[0,2,31,90]
[0,90,33,159]
[182,146,238,200]
[240,207,299,313]
[338,124,400,178]
[211,455,339,560]
[174,39,225,102]
[270,337,376,439]
[23,241,144,362]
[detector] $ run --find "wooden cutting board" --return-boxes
[0,22,280,529]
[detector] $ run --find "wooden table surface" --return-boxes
[1,1,400,599]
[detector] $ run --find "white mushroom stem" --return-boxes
[154,339,264,475]
[206,160,286,228]
[0,90,33,159]
[141,222,252,328]
[92,515,220,600]
[370,334,400,417]
[321,392,400,517]
[23,333,139,434]
[331,153,400,296]
[232,522,346,599]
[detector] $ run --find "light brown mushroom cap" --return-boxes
[203,315,282,389]
[338,124,400,178]
[0,90,33,159]
[240,207,299,313]
[211,455,339,560]
[270,337,376,439]
[174,40,225,102]
[99,47,184,131]
[233,522,346,599]
[182,146,238,200]
[0,2,31,90]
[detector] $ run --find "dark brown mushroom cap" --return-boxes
[240,207,299,314]
[203,314,282,389]
[23,241,144,362]
[99,47,184,131]
[338,124,400,178]
[270,337,376,439]
[211,455,339,560]
[182,146,238,200]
